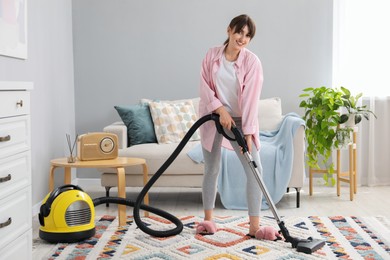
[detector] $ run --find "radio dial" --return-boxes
[100,137,115,153]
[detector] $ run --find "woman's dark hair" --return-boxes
[224,14,256,45]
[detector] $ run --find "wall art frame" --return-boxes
[0,0,28,59]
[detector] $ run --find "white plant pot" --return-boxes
[345,114,356,127]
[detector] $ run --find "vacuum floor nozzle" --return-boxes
[296,237,326,254]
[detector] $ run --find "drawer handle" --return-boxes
[0,218,12,229]
[16,100,24,107]
[0,174,11,183]
[0,135,11,142]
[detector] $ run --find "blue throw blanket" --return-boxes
[187,113,305,210]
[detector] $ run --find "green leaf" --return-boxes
[331,177,336,186]
[303,87,314,92]
[339,114,349,124]
[355,93,363,101]
[355,114,362,124]
[340,86,350,96]
[299,100,307,107]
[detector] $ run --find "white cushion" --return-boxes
[149,100,200,144]
[258,97,283,131]
[141,98,200,116]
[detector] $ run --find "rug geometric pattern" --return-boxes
[41,215,390,259]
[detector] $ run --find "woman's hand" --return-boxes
[244,135,253,153]
[214,106,235,130]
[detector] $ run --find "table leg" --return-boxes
[309,167,313,196]
[349,144,354,201]
[143,163,149,217]
[49,166,72,191]
[49,165,57,191]
[64,167,71,185]
[337,149,341,197]
[117,167,126,226]
[353,132,357,194]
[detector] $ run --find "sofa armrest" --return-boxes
[289,124,305,188]
[103,121,127,149]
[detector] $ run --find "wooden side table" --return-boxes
[49,157,149,226]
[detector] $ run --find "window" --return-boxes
[333,0,390,96]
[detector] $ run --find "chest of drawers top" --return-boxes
[0,81,33,91]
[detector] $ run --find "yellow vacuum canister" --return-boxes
[39,184,95,243]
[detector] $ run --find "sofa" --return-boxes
[99,97,305,208]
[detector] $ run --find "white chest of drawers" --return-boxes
[0,82,33,258]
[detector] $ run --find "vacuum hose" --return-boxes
[93,113,325,254]
[93,113,235,237]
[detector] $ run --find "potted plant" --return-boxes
[299,86,344,175]
[300,86,377,186]
[334,127,353,149]
[339,86,377,126]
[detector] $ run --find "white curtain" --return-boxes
[358,97,390,186]
[333,1,390,186]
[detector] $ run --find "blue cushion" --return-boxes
[114,104,157,146]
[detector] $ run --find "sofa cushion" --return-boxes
[149,100,201,144]
[258,97,283,131]
[114,104,157,146]
[141,97,200,116]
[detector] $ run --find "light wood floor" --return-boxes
[32,181,390,258]
[84,182,390,218]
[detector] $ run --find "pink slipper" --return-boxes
[196,221,217,235]
[255,226,282,241]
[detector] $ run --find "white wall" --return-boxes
[0,0,75,210]
[72,0,333,178]
[0,0,333,209]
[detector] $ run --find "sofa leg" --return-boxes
[294,187,300,208]
[105,187,111,207]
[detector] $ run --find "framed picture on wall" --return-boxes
[0,0,28,59]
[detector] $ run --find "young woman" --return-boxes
[197,14,264,238]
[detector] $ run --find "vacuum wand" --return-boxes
[230,126,325,254]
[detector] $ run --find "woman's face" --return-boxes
[227,25,251,51]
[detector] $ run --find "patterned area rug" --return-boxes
[39,215,390,259]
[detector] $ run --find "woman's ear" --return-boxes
[227,26,231,35]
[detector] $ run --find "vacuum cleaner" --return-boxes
[38,184,181,243]
[39,184,96,243]
[39,113,325,254]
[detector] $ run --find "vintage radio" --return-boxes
[77,132,118,161]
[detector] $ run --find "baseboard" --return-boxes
[73,177,101,189]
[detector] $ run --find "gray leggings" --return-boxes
[201,118,263,216]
